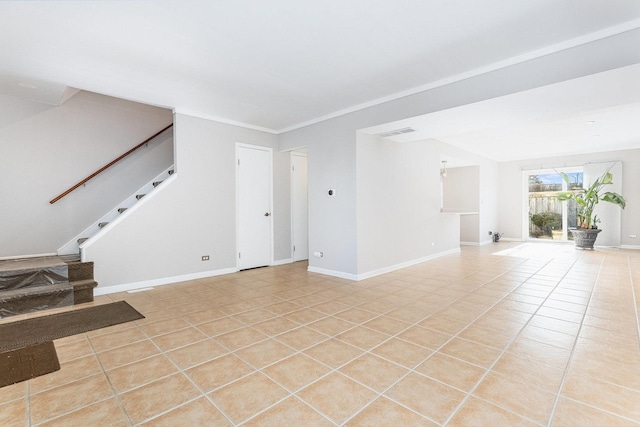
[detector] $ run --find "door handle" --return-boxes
[264,212,271,217]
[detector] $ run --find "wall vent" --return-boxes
[375,127,416,138]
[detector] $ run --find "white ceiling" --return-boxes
[363,63,640,162]
[0,73,78,106]
[1,1,640,159]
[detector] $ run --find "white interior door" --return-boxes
[291,152,308,261]
[237,144,272,269]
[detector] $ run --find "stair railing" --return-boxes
[49,123,173,204]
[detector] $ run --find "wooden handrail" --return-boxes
[49,123,174,204]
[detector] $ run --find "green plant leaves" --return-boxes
[555,168,625,229]
[601,191,626,208]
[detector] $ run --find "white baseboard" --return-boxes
[94,267,237,296]
[462,239,506,246]
[620,245,640,250]
[307,266,358,281]
[356,248,461,281]
[498,237,524,242]
[308,248,461,282]
[272,258,293,266]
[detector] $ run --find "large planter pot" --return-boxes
[569,228,602,249]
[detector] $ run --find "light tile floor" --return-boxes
[2,242,640,426]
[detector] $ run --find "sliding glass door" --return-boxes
[527,168,583,241]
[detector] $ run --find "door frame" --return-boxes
[522,166,583,242]
[290,151,309,262]
[235,143,274,270]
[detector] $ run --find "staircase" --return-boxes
[0,255,97,318]
[0,166,178,317]
[0,127,177,317]
[58,166,175,256]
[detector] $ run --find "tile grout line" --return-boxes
[232,274,483,426]
[341,254,549,426]
[162,297,355,425]
[22,259,425,424]
[545,253,605,427]
[134,318,238,426]
[91,325,139,427]
[133,274,442,425]
[538,252,640,425]
[434,257,561,424]
[333,263,535,425]
[15,246,640,425]
[201,279,349,425]
[236,393,337,427]
[101,311,241,425]
[30,332,134,427]
[441,252,586,426]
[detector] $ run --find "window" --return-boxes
[526,168,583,241]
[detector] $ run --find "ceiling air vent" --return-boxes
[375,127,416,138]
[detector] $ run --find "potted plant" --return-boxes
[556,168,626,249]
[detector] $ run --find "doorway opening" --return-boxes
[526,167,583,241]
[291,151,309,262]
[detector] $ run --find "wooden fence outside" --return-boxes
[528,191,578,237]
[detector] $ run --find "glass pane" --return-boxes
[528,173,563,240]
[564,172,583,240]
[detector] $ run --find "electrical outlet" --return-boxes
[630,234,637,239]
[488,231,493,235]
[313,251,323,258]
[202,255,210,261]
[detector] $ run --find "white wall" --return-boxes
[584,161,622,246]
[0,91,172,257]
[479,160,500,245]
[435,141,500,246]
[279,118,359,276]
[84,113,290,290]
[498,148,640,246]
[356,134,460,276]
[5,27,640,286]
[279,30,640,278]
[443,166,479,212]
[273,145,292,262]
[443,166,480,243]
[0,93,52,129]
[440,156,499,246]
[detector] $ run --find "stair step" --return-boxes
[77,238,89,245]
[0,279,98,317]
[98,222,109,228]
[153,181,163,187]
[118,208,127,214]
[70,279,98,304]
[136,194,145,200]
[66,261,94,282]
[168,170,174,175]
[0,283,75,317]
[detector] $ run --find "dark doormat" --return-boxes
[0,301,144,352]
[0,341,60,388]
